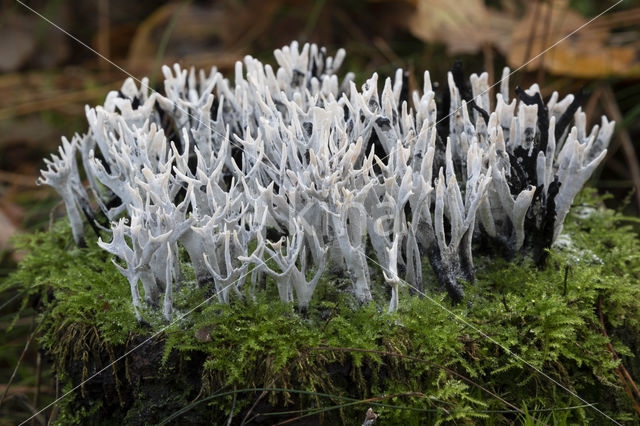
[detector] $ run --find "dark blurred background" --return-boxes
[0,0,639,423]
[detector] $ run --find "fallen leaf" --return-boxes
[408,0,515,55]
[407,0,640,78]
[507,1,640,78]
[195,325,213,342]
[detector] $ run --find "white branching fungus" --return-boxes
[40,42,614,318]
[37,135,91,246]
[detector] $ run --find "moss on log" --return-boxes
[4,190,640,424]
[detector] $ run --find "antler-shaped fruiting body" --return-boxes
[98,215,171,320]
[40,42,614,318]
[37,135,91,247]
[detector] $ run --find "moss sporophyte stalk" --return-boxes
[6,43,639,423]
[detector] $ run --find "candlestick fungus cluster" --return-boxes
[38,42,614,319]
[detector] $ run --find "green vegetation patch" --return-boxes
[3,190,640,424]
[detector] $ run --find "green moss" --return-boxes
[3,190,640,424]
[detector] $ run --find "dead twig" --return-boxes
[522,0,541,70]
[583,86,602,122]
[601,85,640,211]
[32,351,42,426]
[0,384,53,395]
[536,0,553,87]
[47,376,59,426]
[97,0,110,71]
[373,37,403,67]
[0,83,119,120]
[1,394,46,425]
[0,170,39,187]
[0,327,37,408]
[597,295,640,415]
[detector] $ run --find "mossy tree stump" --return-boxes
[4,191,640,424]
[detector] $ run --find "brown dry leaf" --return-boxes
[0,384,54,396]
[407,0,640,78]
[195,325,213,342]
[507,2,640,78]
[408,0,515,55]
